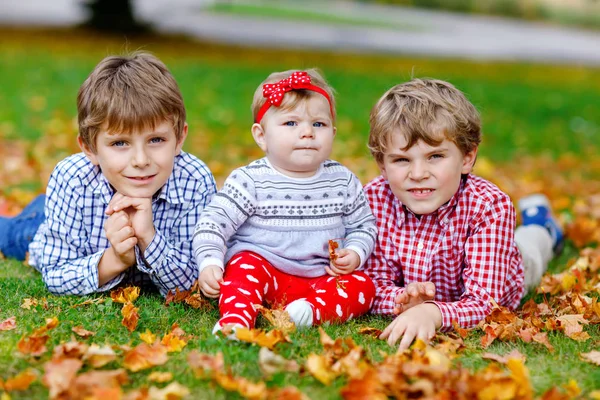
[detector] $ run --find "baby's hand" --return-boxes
[325,248,360,276]
[198,265,223,298]
[394,282,436,315]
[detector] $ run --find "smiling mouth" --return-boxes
[409,188,434,194]
[128,175,156,181]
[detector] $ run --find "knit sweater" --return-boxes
[192,158,377,278]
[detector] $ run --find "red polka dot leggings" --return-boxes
[217,251,375,329]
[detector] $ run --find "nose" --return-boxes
[131,144,150,168]
[300,124,315,139]
[408,160,429,180]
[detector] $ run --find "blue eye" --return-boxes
[313,122,325,127]
[430,154,444,160]
[284,121,297,126]
[394,158,409,163]
[111,141,126,147]
[150,137,165,144]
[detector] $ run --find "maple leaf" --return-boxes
[258,347,299,378]
[148,382,190,400]
[121,301,140,332]
[123,342,168,372]
[235,327,291,350]
[52,339,89,360]
[111,286,140,304]
[1,369,37,392]
[532,332,555,352]
[255,304,296,334]
[580,350,600,366]
[556,314,590,341]
[72,325,96,338]
[165,287,191,306]
[147,371,173,383]
[482,349,526,364]
[68,369,129,399]
[0,316,16,331]
[187,350,225,378]
[161,333,187,353]
[184,293,213,309]
[214,372,268,400]
[358,326,382,338]
[306,353,339,385]
[20,298,38,310]
[139,329,157,345]
[17,334,49,357]
[83,344,117,368]
[340,369,387,400]
[42,358,83,399]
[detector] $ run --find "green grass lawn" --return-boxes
[1,28,599,398]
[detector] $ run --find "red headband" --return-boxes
[255,71,333,124]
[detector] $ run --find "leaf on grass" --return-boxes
[148,382,190,400]
[184,293,213,310]
[187,350,224,378]
[1,369,37,392]
[42,358,83,399]
[358,327,382,338]
[139,330,157,345]
[235,327,291,350]
[258,347,299,378]
[0,316,16,331]
[532,332,555,352]
[161,333,187,353]
[17,334,49,357]
[83,344,117,368]
[147,371,173,383]
[556,314,590,341]
[121,302,139,332]
[165,288,213,310]
[340,369,387,400]
[123,342,168,372]
[52,339,89,360]
[165,287,191,305]
[452,321,471,339]
[255,304,296,334]
[482,349,526,364]
[306,354,338,385]
[71,298,104,308]
[214,372,268,400]
[69,369,128,399]
[72,325,96,338]
[111,287,140,304]
[580,350,600,366]
[20,298,38,310]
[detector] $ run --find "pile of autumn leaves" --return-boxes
[1,246,600,399]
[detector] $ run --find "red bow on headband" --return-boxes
[255,71,333,123]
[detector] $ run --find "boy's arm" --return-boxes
[131,168,219,296]
[428,196,522,330]
[32,165,127,295]
[341,174,378,269]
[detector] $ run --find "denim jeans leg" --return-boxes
[0,194,46,261]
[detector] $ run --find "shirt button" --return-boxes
[417,242,424,250]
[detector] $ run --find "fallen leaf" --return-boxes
[68,369,128,399]
[358,327,382,338]
[111,287,140,304]
[83,344,117,368]
[17,334,49,357]
[121,302,139,332]
[0,316,16,331]
[52,340,89,360]
[161,333,187,353]
[147,371,173,383]
[123,342,168,372]
[306,354,338,385]
[70,298,105,308]
[257,347,299,378]
[482,349,527,364]
[187,350,224,378]
[42,358,83,399]
[580,350,600,366]
[72,325,96,338]
[214,372,267,400]
[1,369,37,392]
[148,382,190,400]
[139,330,157,345]
[255,304,296,334]
[235,327,291,350]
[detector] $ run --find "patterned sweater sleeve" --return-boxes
[192,168,256,273]
[342,173,377,268]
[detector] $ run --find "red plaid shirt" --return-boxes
[364,174,524,330]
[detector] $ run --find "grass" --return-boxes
[0,27,599,398]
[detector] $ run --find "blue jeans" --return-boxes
[0,194,46,261]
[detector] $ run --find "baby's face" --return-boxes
[254,95,336,178]
[82,120,186,198]
[379,132,477,215]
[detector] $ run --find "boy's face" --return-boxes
[79,120,187,198]
[251,95,336,178]
[379,131,477,216]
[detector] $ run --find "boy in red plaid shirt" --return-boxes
[364,78,563,350]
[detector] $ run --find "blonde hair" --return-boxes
[77,52,186,153]
[368,78,481,165]
[251,68,336,124]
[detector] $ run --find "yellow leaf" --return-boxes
[139,330,157,345]
[306,354,337,385]
[111,287,140,304]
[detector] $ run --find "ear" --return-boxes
[175,123,188,155]
[379,160,388,180]
[251,123,267,152]
[78,136,99,166]
[332,126,337,138]
[461,147,478,174]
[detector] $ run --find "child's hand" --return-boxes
[107,193,155,252]
[198,265,223,298]
[394,282,436,315]
[325,248,360,276]
[104,210,137,267]
[379,303,442,351]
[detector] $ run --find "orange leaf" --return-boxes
[580,350,600,366]
[52,340,89,360]
[121,302,139,332]
[328,239,339,262]
[147,382,190,399]
[340,369,387,400]
[532,332,555,352]
[139,330,157,345]
[42,358,83,399]
[2,369,37,392]
[306,353,338,385]
[187,350,224,378]
[111,287,140,304]
[0,316,16,331]
[160,333,187,353]
[72,325,96,338]
[235,327,290,350]
[69,369,128,399]
[123,342,168,372]
[255,304,296,334]
[482,349,527,365]
[358,327,382,338]
[83,344,117,368]
[147,371,173,383]
[17,334,49,357]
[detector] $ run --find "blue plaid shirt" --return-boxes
[28,152,216,296]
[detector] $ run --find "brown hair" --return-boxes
[251,68,336,124]
[368,78,481,165]
[77,52,186,153]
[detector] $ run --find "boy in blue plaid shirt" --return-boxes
[0,52,216,296]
